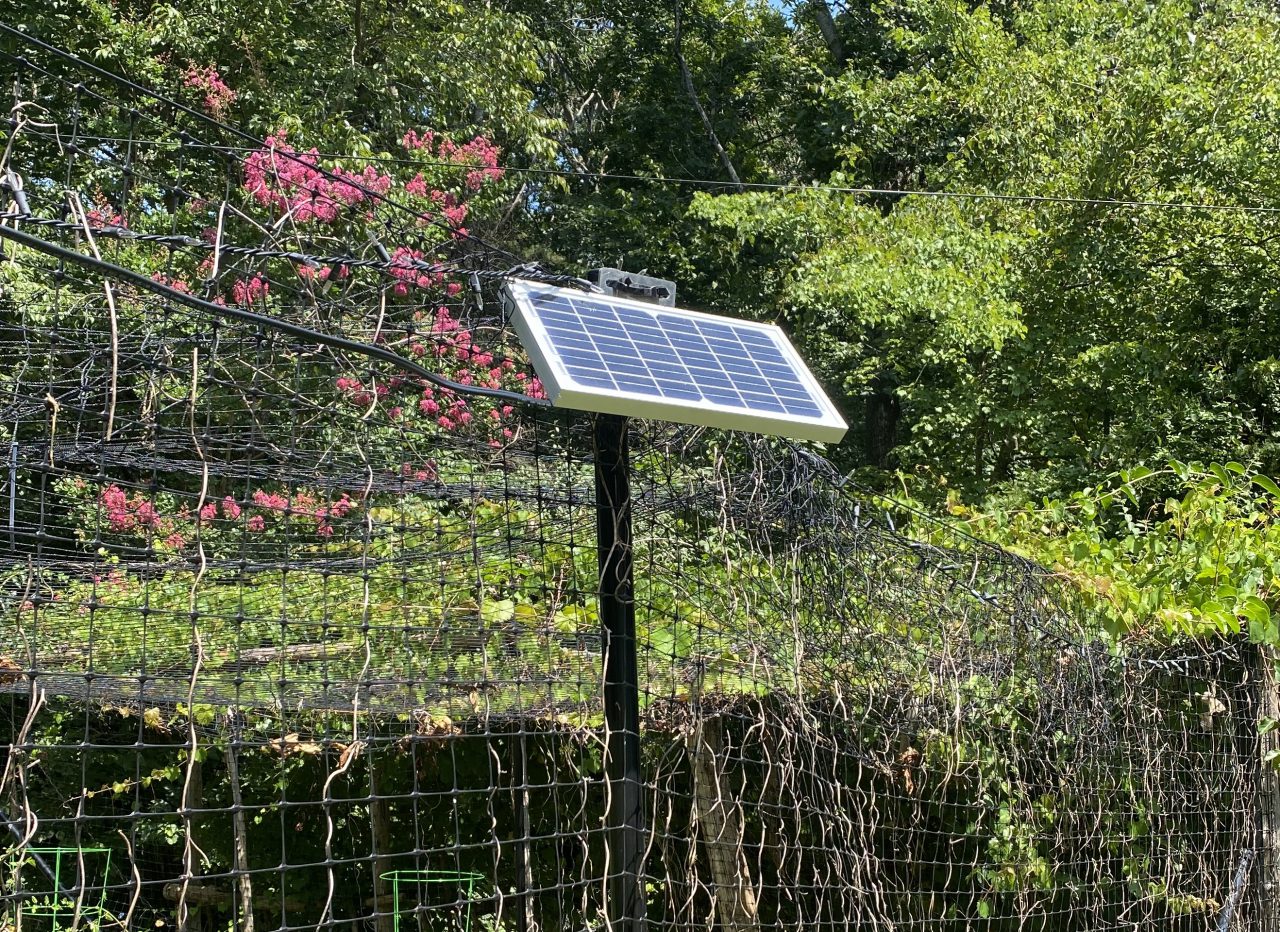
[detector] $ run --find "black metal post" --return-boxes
[594,412,646,932]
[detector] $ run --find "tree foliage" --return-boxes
[940,461,1280,644]
[685,0,1280,499]
[15,0,1280,500]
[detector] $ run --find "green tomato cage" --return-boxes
[380,870,485,932]
[5,847,113,930]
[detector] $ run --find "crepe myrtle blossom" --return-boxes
[94,484,357,544]
[401,130,503,193]
[184,65,236,118]
[243,132,391,224]
[332,306,543,439]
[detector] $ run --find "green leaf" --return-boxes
[480,598,516,625]
[1253,475,1280,499]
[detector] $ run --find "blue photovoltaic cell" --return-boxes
[528,291,825,418]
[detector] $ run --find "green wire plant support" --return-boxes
[380,870,485,932]
[5,847,113,931]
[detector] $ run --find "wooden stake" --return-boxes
[689,716,760,932]
[369,742,396,932]
[226,720,256,932]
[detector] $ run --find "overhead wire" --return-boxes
[12,130,1280,216]
[0,25,528,261]
[3,24,1276,219]
[0,222,551,410]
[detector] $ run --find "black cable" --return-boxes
[0,220,550,409]
[15,122,1280,216]
[0,211,591,290]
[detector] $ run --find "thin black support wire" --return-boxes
[19,126,1280,216]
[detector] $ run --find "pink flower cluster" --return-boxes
[86,194,125,229]
[402,130,504,192]
[198,496,242,522]
[184,65,236,118]
[250,488,353,538]
[403,174,469,228]
[400,460,439,482]
[417,385,474,431]
[297,263,352,284]
[388,247,446,296]
[101,485,162,533]
[152,272,192,294]
[243,132,392,224]
[336,306,544,444]
[251,489,289,511]
[335,376,380,407]
[432,191,468,229]
[100,485,184,549]
[95,485,356,549]
[231,275,269,305]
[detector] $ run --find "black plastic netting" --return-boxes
[0,25,1273,932]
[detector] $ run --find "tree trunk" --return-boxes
[689,715,760,932]
[512,730,537,932]
[674,1,744,192]
[865,373,900,469]
[179,753,213,932]
[369,745,396,932]
[811,1,846,65]
[226,726,256,932]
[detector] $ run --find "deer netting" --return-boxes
[0,24,1270,932]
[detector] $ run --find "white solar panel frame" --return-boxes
[501,278,848,443]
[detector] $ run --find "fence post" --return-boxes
[588,268,676,932]
[595,411,646,932]
[1258,646,1280,932]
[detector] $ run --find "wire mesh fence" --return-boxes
[0,23,1274,932]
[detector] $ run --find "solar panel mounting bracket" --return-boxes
[587,267,676,307]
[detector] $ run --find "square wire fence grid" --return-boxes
[0,24,1275,932]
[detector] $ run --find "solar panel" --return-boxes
[501,278,848,443]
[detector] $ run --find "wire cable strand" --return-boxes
[15,130,1280,216]
[0,221,550,409]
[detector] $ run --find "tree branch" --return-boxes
[811,1,846,65]
[675,1,744,192]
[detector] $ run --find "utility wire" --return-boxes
[6,25,1277,217]
[0,27,527,260]
[0,211,587,288]
[21,128,1280,217]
